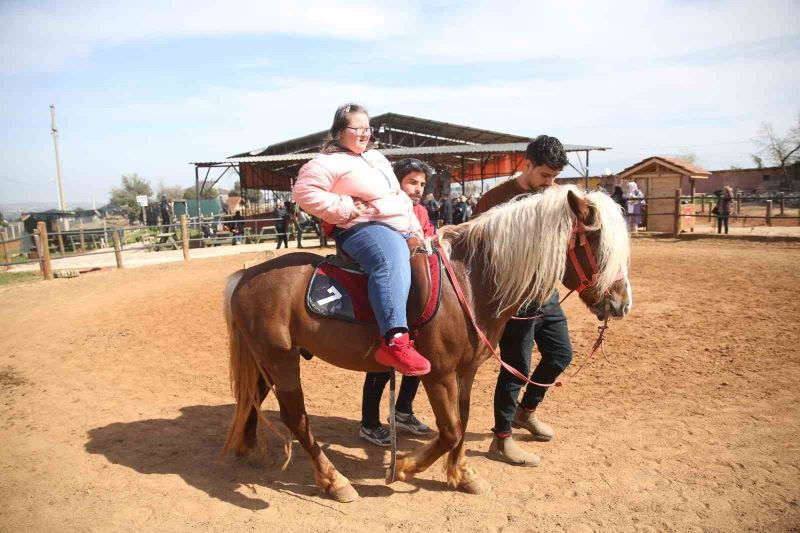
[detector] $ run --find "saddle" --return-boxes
[306,237,443,328]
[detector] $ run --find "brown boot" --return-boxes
[488,434,541,467]
[511,405,555,442]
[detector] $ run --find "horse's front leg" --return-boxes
[445,369,490,494]
[392,373,460,485]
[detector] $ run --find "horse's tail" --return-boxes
[219,270,290,463]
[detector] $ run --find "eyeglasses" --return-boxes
[345,126,374,135]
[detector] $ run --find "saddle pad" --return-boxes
[306,250,442,326]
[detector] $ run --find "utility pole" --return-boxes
[50,105,67,214]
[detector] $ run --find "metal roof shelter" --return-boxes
[190,112,609,216]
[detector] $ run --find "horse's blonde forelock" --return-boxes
[440,185,630,315]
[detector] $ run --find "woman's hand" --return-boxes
[349,198,375,220]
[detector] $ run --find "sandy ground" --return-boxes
[1,238,798,533]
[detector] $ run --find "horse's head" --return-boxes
[563,189,632,321]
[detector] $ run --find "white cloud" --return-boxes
[398,0,799,63]
[0,0,413,73]
[5,0,797,74]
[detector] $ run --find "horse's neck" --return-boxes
[447,240,515,343]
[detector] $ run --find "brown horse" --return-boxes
[220,186,632,502]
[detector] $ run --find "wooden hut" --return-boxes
[617,156,710,233]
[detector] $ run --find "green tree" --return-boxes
[183,186,219,200]
[109,174,152,220]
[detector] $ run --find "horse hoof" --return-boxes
[457,469,491,495]
[328,482,359,503]
[385,467,408,484]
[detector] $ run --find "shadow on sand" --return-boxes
[85,404,489,508]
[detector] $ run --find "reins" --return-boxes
[432,220,614,389]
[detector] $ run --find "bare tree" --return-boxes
[156,181,185,201]
[753,114,800,185]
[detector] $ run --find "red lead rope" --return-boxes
[433,237,610,389]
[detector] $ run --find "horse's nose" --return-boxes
[609,299,629,319]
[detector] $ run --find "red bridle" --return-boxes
[569,221,602,294]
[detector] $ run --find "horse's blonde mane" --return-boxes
[439,185,630,315]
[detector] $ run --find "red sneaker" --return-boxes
[375,333,431,376]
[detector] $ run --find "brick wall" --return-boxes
[691,166,797,194]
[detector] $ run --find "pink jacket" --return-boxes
[293,150,422,236]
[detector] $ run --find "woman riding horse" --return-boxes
[292,103,430,377]
[220,124,632,504]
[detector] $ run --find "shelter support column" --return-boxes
[194,166,200,219]
[584,150,590,190]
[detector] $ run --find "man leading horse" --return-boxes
[472,135,573,467]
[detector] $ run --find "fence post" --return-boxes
[766,200,773,227]
[735,193,741,217]
[79,224,86,252]
[57,231,65,256]
[37,221,53,280]
[673,189,682,238]
[700,195,705,213]
[779,192,785,215]
[181,214,190,261]
[0,231,9,270]
[112,230,124,269]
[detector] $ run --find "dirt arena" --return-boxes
[1,237,798,532]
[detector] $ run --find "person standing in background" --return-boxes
[423,193,441,228]
[441,196,453,226]
[625,181,646,232]
[453,195,471,224]
[715,185,734,234]
[274,201,291,249]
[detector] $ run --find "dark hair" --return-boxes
[321,103,373,154]
[393,158,433,182]
[526,135,569,170]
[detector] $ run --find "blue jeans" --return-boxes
[493,291,573,434]
[334,223,411,337]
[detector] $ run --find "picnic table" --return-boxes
[153,232,179,251]
[203,230,234,247]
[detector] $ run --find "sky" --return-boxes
[1,0,798,206]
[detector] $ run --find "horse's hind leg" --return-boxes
[446,370,490,495]
[239,375,269,456]
[266,352,359,503]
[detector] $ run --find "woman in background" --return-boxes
[625,181,646,232]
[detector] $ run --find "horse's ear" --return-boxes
[567,189,591,222]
